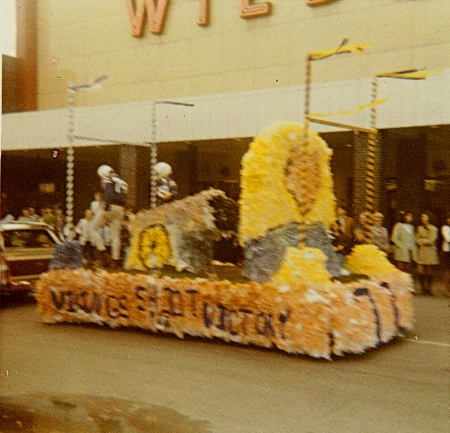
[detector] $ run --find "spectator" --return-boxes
[54,205,66,240]
[336,205,355,239]
[350,227,367,252]
[17,207,33,222]
[33,233,52,248]
[90,192,109,267]
[441,214,450,297]
[415,212,439,295]
[355,211,370,232]
[391,211,417,273]
[75,209,96,266]
[42,205,57,229]
[28,207,41,222]
[329,221,351,256]
[371,212,390,253]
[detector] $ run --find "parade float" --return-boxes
[35,121,414,359]
[35,41,415,359]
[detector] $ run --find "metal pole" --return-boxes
[299,55,313,249]
[365,76,379,242]
[150,101,158,209]
[66,85,75,240]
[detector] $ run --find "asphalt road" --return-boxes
[1,292,449,433]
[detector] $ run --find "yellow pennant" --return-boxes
[377,69,443,80]
[309,97,390,118]
[309,42,371,61]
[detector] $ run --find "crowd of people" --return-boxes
[330,206,450,297]
[14,203,69,240]
[3,168,450,296]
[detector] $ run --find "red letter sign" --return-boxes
[240,0,272,19]
[125,0,170,36]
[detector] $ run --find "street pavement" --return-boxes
[0,285,449,433]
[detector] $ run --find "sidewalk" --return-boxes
[411,267,449,297]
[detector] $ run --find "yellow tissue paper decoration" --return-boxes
[35,268,414,359]
[272,247,333,292]
[239,121,336,244]
[34,116,415,359]
[344,244,396,276]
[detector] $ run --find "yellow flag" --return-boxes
[377,69,443,80]
[309,98,390,118]
[309,42,371,61]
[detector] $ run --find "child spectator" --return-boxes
[75,209,96,266]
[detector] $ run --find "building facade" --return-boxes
[2,0,450,227]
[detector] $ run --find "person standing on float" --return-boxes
[154,162,178,206]
[415,212,439,295]
[97,165,127,268]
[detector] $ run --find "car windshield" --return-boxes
[3,230,55,248]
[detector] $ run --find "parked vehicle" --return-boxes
[0,222,61,295]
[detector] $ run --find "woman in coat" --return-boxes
[371,212,390,253]
[391,211,417,273]
[415,212,439,295]
[441,214,450,297]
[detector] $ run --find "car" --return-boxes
[0,221,61,295]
